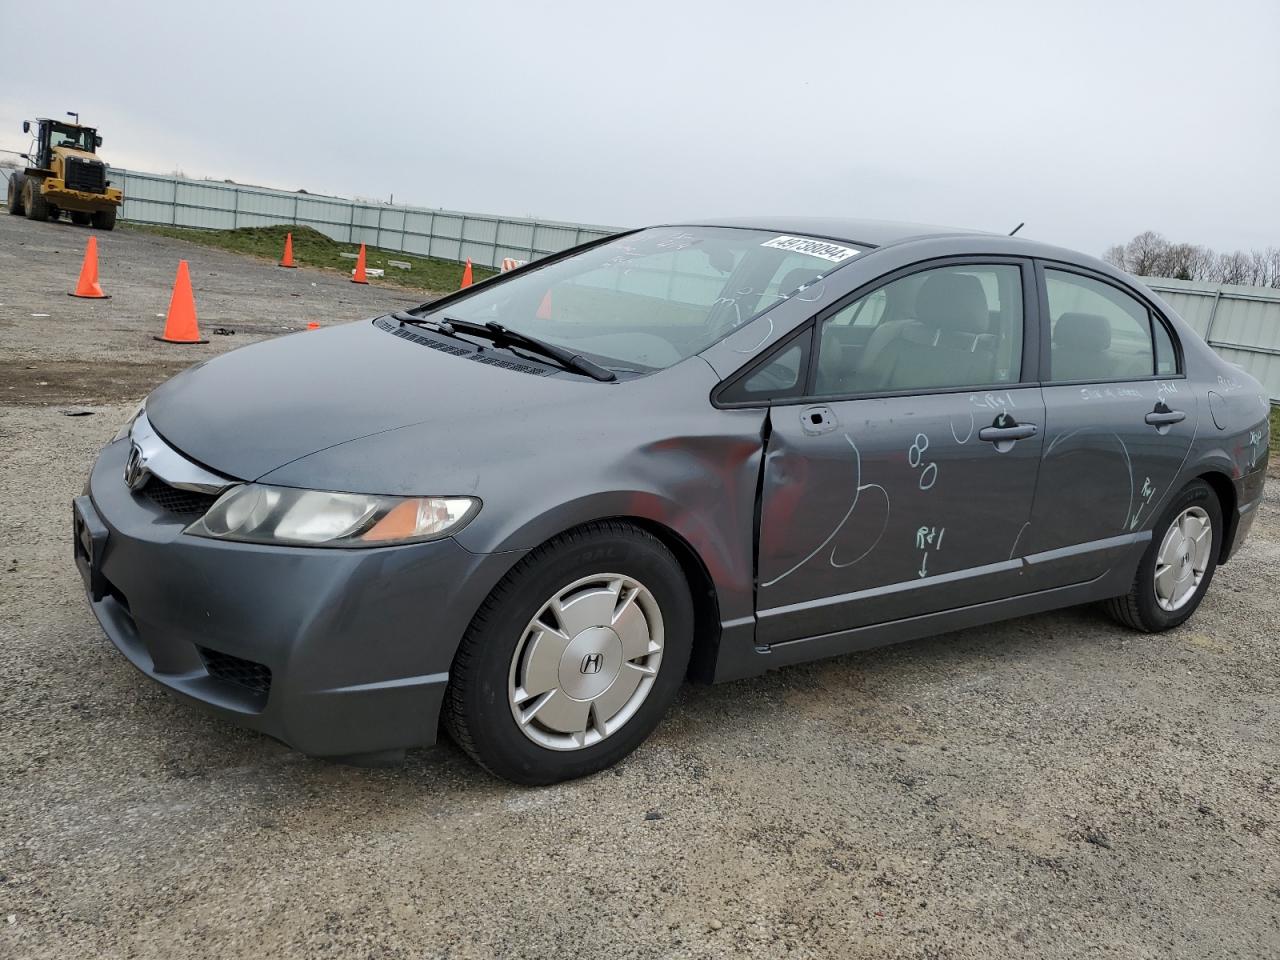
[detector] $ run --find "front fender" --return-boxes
[453,426,765,625]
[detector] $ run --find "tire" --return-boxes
[1106,479,1222,632]
[70,211,91,226]
[6,175,23,215]
[91,207,117,231]
[444,521,694,785]
[24,179,49,221]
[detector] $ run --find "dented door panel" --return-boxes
[756,387,1045,645]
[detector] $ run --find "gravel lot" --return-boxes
[1,212,1277,959]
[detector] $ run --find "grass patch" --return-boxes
[1270,402,1279,445]
[122,223,496,292]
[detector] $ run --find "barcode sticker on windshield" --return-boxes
[760,236,860,263]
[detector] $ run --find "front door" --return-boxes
[754,260,1045,645]
[1022,265,1197,587]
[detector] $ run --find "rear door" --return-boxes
[1022,264,1196,587]
[741,258,1046,645]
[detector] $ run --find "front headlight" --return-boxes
[185,484,480,547]
[113,401,146,441]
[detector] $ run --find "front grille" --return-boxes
[198,647,272,698]
[65,157,106,193]
[141,479,219,517]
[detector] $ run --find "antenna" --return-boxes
[66,111,80,125]
[1008,222,1024,236]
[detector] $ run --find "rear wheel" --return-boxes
[70,211,91,226]
[1106,479,1221,631]
[6,175,23,215]
[91,207,117,231]
[24,179,49,221]
[444,522,693,784]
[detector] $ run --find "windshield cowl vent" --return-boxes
[374,316,555,377]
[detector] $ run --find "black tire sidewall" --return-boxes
[24,180,45,220]
[1132,480,1222,630]
[454,528,693,785]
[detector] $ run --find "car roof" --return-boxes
[676,216,995,248]
[671,216,1127,280]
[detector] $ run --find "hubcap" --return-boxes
[1154,506,1212,612]
[508,574,664,751]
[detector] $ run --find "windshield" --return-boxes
[50,124,95,152]
[425,226,866,371]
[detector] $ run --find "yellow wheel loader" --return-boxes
[6,114,123,229]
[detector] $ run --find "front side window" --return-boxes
[1045,270,1162,382]
[813,264,1024,396]
[427,227,865,372]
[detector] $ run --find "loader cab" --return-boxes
[26,119,100,171]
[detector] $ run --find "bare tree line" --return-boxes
[1104,231,1280,287]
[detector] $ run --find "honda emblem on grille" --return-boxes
[580,652,604,675]
[123,441,150,490]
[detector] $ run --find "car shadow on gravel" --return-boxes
[143,602,1125,796]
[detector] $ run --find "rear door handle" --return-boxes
[979,423,1038,443]
[1145,409,1186,426]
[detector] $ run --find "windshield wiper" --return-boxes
[390,312,616,382]
[391,311,457,336]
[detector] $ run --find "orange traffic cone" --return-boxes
[68,236,109,299]
[536,290,552,320]
[459,259,473,289]
[279,232,297,268]
[351,244,369,284]
[154,261,208,344]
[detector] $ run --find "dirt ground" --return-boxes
[0,213,436,405]
[1,213,1278,959]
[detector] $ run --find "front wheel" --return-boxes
[24,179,49,221]
[91,207,117,231]
[444,522,693,784]
[1106,479,1222,631]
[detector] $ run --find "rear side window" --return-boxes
[1045,270,1166,382]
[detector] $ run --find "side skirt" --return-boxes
[710,560,1136,682]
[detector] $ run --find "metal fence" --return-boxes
[1141,276,1280,401]
[49,166,619,270]
[4,164,1278,399]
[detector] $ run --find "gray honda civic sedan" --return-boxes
[74,219,1271,783]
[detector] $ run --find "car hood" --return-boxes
[144,318,620,481]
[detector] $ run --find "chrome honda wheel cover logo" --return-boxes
[579,652,603,675]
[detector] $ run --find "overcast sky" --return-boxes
[3,0,1277,255]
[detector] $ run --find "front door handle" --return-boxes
[1145,409,1186,426]
[979,423,1038,443]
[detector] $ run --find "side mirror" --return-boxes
[94,135,103,148]
[22,121,30,133]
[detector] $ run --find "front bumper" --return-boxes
[42,178,122,212]
[76,439,523,757]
